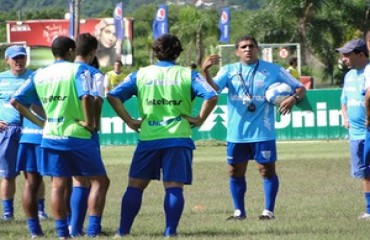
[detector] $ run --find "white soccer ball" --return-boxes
[265,82,294,106]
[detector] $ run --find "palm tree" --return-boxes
[170,5,218,66]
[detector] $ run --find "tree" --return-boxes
[171,5,218,66]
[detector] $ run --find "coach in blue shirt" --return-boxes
[202,35,306,221]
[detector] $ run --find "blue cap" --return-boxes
[4,45,27,59]
[336,39,368,54]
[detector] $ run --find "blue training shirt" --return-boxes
[342,67,367,140]
[108,60,217,151]
[214,59,303,143]
[0,69,33,125]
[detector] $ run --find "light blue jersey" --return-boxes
[341,68,366,140]
[214,60,303,143]
[0,69,33,124]
[75,61,105,99]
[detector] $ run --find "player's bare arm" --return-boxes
[0,121,7,131]
[201,54,220,91]
[106,94,142,132]
[365,89,370,128]
[182,95,218,127]
[10,99,44,128]
[79,95,95,132]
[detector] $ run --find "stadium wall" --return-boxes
[99,89,347,145]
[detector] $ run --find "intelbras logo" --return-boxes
[41,96,67,103]
[146,98,182,106]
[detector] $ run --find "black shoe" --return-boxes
[226,215,246,221]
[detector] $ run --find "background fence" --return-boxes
[99,89,347,145]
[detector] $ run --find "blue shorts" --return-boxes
[0,125,21,178]
[92,131,101,156]
[129,147,193,185]
[354,139,370,179]
[16,143,42,173]
[40,140,107,177]
[226,140,277,165]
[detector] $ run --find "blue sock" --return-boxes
[55,219,69,238]
[364,192,370,214]
[37,199,45,212]
[117,187,143,235]
[2,199,14,216]
[229,176,246,217]
[27,218,43,236]
[263,175,279,212]
[86,215,102,237]
[164,187,184,237]
[69,186,90,236]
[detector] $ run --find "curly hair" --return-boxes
[152,34,183,61]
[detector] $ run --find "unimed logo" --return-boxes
[100,102,344,134]
[276,102,343,129]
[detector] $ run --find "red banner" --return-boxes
[7,19,101,47]
[7,18,134,67]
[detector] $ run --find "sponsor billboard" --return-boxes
[6,18,133,67]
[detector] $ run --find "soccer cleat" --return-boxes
[226,209,246,221]
[2,213,14,221]
[113,233,125,239]
[259,209,275,220]
[31,233,44,239]
[358,212,370,221]
[38,211,48,220]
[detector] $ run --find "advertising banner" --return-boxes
[99,89,347,146]
[6,18,134,67]
[152,4,169,40]
[218,7,230,43]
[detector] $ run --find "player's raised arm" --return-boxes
[201,54,220,92]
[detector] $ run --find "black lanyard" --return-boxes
[238,60,259,98]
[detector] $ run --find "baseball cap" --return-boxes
[4,45,27,59]
[336,39,368,54]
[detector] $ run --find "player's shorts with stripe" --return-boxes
[129,147,193,185]
[353,139,370,179]
[40,140,107,177]
[0,125,21,178]
[226,140,277,165]
[16,143,42,173]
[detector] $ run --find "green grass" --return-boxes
[3,140,370,239]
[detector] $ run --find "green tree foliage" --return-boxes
[1,0,370,85]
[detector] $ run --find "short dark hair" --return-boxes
[75,33,98,57]
[289,57,297,65]
[114,60,123,66]
[51,36,75,58]
[235,35,259,49]
[152,34,183,61]
[90,56,100,69]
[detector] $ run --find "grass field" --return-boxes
[2,140,370,239]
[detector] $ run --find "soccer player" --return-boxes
[11,36,108,239]
[104,60,125,96]
[338,38,370,220]
[0,45,47,224]
[69,33,110,237]
[201,35,306,220]
[107,34,218,237]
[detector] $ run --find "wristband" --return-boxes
[291,93,299,101]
